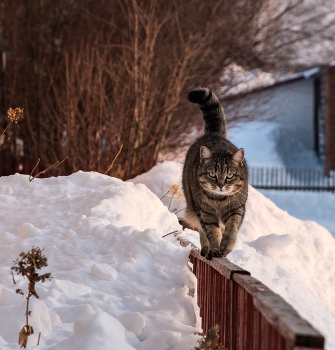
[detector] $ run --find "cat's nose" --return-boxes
[218,183,224,189]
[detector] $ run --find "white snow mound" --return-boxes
[131,161,335,350]
[0,171,200,349]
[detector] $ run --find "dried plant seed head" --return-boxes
[11,246,52,285]
[193,325,225,350]
[7,108,24,123]
[167,184,183,197]
[16,289,25,296]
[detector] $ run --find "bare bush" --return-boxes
[0,0,334,178]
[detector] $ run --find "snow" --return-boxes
[220,63,277,97]
[220,64,319,99]
[258,189,335,237]
[49,312,136,350]
[0,171,200,349]
[134,161,335,350]
[91,263,117,281]
[303,67,320,78]
[228,119,323,169]
[228,121,286,167]
[1,161,335,349]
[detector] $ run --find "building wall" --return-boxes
[324,66,335,172]
[265,78,315,148]
[226,77,319,169]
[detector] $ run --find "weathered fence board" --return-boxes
[180,238,325,350]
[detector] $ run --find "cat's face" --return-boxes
[197,146,245,196]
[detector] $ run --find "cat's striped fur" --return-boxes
[182,88,248,260]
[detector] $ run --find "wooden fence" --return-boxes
[249,167,335,192]
[179,239,325,350]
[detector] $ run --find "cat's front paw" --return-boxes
[220,246,233,257]
[206,248,221,260]
[201,246,209,257]
[220,239,234,257]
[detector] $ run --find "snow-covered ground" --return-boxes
[258,189,335,237]
[0,172,199,350]
[132,161,335,349]
[0,162,334,349]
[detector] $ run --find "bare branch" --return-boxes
[104,144,123,175]
[29,157,68,182]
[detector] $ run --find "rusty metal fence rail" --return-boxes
[184,245,325,350]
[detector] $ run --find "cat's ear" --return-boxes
[200,146,212,163]
[232,148,244,166]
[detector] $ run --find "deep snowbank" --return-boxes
[0,171,200,349]
[131,161,335,350]
[258,189,335,237]
[1,162,335,349]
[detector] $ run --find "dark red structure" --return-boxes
[179,239,325,350]
[324,65,335,173]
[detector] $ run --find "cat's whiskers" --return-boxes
[235,188,248,198]
[232,194,242,207]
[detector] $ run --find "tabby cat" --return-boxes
[182,88,248,260]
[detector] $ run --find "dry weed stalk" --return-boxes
[175,207,186,215]
[193,325,226,350]
[104,144,123,175]
[11,247,52,348]
[0,108,25,148]
[160,184,185,210]
[162,230,179,238]
[29,157,68,182]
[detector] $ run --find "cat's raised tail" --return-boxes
[188,87,227,138]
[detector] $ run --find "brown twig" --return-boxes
[0,119,12,149]
[29,159,40,179]
[1,120,12,137]
[104,144,123,175]
[11,271,16,284]
[160,189,170,200]
[168,193,175,210]
[29,157,68,182]
[0,136,10,148]
[37,332,41,345]
[175,207,186,215]
[162,230,178,238]
[26,292,32,326]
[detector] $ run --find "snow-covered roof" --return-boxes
[222,62,332,100]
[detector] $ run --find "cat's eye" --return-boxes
[208,172,216,178]
[226,173,234,179]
